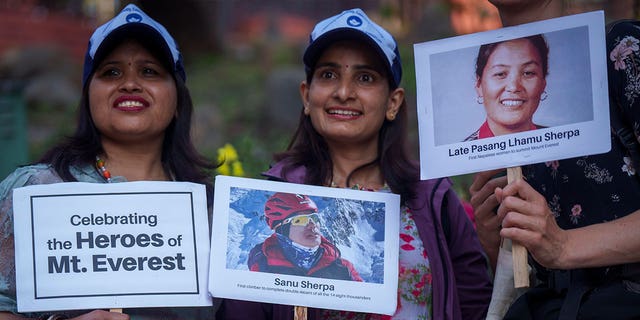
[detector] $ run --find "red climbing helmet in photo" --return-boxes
[264,192,318,229]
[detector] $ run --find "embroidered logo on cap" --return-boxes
[126,13,142,23]
[347,15,362,27]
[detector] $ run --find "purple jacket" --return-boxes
[218,162,492,320]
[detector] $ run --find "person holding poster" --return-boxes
[219,8,492,320]
[470,1,640,319]
[0,4,217,320]
[465,34,549,140]
[248,192,362,281]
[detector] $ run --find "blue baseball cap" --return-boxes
[82,4,185,86]
[303,8,402,87]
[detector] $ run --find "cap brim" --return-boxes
[303,28,392,78]
[92,23,176,77]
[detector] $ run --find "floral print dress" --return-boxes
[322,204,432,320]
[521,20,640,277]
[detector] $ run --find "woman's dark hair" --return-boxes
[475,34,549,79]
[274,46,419,203]
[39,38,217,197]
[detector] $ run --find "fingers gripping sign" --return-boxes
[499,167,529,288]
[469,169,507,272]
[68,309,130,320]
[497,174,569,273]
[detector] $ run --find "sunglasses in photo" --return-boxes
[283,213,321,227]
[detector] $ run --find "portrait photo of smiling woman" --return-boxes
[465,35,549,140]
[427,26,595,146]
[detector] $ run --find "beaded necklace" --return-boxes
[95,156,112,183]
[95,156,175,182]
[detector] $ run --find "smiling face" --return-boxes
[300,41,403,149]
[89,39,177,145]
[475,38,546,135]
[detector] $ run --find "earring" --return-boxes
[541,91,548,101]
[388,113,396,121]
[476,96,484,104]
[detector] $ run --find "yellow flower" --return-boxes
[217,143,238,163]
[217,164,230,176]
[231,161,245,177]
[216,143,245,177]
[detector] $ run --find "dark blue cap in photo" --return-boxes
[303,8,402,87]
[82,3,185,86]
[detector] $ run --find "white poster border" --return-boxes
[414,11,609,179]
[209,176,400,315]
[13,181,212,312]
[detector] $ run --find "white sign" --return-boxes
[209,176,400,315]
[414,11,610,179]
[13,181,212,312]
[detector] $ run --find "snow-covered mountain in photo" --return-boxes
[224,187,387,283]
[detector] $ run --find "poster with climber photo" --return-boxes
[208,175,400,315]
[413,11,610,179]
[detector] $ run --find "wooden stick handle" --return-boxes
[294,306,307,320]
[506,166,530,288]
[110,308,123,313]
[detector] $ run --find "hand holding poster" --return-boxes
[414,11,608,289]
[12,181,212,312]
[208,176,400,315]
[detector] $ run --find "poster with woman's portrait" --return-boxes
[414,11,610,179]
[208,175,400,315]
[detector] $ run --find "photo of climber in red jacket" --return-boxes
[248,192,363,282]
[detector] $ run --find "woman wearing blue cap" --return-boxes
[0,4,217,320]
[219,8,492,320]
